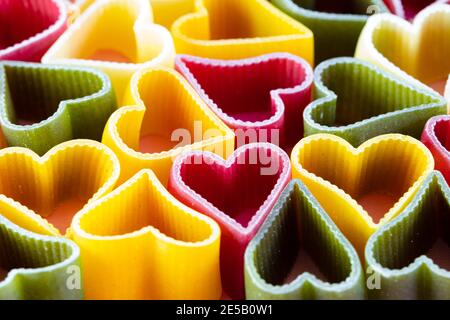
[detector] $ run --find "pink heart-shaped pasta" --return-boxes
[168,143,291,299]
[0,0,67,62]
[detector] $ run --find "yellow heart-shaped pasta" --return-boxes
[71,169,221,300]
[356,4,450,100]
[291,134,434,257]
[102,67,235,185]
[171,0,314,64]
[0,140,120,236]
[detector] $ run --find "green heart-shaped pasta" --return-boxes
[0,215,82,300]
[304,58,446,147]
[271,0,388,62]
[245,180,365,300]
[366,171,450,300]
[0,62,117,155]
